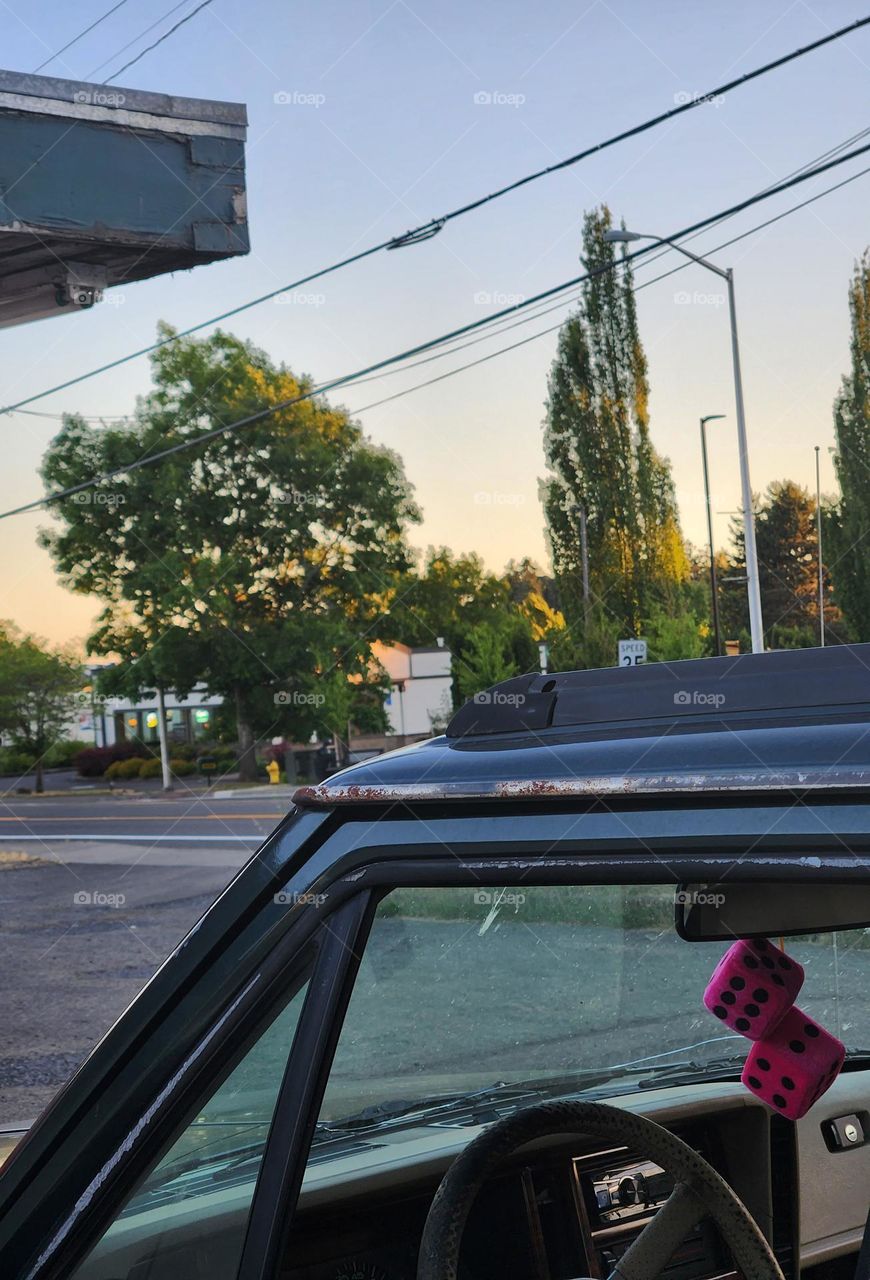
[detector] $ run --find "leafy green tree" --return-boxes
[722,481,846,647]
[40,325,419,778]
[455,624,521,702]
[542,206,688,662]
[0,624,83,792]
[830,252,870,639]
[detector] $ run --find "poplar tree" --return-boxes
[542,206,687,660]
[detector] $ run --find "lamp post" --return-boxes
[604,228,764,654]
[815,444,825,647]
[700,415,726,655]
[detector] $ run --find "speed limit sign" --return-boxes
[618,639,647,666]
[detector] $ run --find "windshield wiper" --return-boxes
[315,1080,537,1138]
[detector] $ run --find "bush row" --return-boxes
[104,756,197,781]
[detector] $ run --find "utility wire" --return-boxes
[85,0,191,79]
[104,0,215,81]
[33,0,131,73]
[5,136,870,523]
[5,13,870,417]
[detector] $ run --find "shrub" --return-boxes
[43,739,90,768]
[170,758,195,776]
[0,749,36,776]
[105,757,146,781]
[168,743,196,762]
[76,742,146,777]
[138,757,163,779]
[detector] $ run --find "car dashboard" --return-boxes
[283,1075,870,1280]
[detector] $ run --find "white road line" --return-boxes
[0,834,261,844]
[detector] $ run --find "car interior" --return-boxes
[65,877,870,1280]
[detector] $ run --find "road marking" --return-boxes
[0,814,282,822]
[0,834,261,843]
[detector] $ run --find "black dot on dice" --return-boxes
[736,1018,751,1031]
[782,1077,795,1090]
[721,991,736,1005]
[757,1057,770,1070]
[713,1006,727,1019]
[744,956,758,969]
[804,1023,819,1038]
[747,1075,762,1088]
[745,1003,760,1017]
[730,977,746,990]
[779,957,791,969]
[761,956,775,969]
[789,1040,806,1054]
[772,974,784,987]
[753,988,768,1002]
[773,1094,787,1108]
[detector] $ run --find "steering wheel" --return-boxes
[417,1101,784,1280]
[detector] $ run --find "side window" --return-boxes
[72,977,310,1280]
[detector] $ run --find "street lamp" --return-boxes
[604,228,765,654]
[700,415,726,656]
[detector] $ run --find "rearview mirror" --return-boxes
[675,882,870,942]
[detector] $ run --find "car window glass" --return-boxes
[71,977,309,1280]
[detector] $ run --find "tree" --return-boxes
[40,325,420,778]
[542,206,688,665]
[722,481,846,647]
[830,252,870,639]
[0,624,83,792]
[455,624,521,703]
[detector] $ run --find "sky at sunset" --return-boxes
[2,0,868,649]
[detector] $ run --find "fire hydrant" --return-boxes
[266,760,281,785]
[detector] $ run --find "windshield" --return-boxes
[317,883,869,1130]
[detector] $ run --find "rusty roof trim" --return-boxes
[293,765,870,807]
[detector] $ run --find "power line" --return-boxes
[4,135,870,522]
[85,0,192,79]
[5,13,869,418]
[104,0,215,81]
[33,0,131,74]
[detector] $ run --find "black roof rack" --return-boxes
[446,644,870,739]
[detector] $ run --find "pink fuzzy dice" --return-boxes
[703,938,803,1039]
[742,1006,845,1120]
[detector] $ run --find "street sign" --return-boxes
[618,639,647,667]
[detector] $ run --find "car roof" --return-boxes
[294,645,870,806]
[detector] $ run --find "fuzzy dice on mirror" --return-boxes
[741,1007,846,1121]
[703,938,804,1040]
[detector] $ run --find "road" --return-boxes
[0,791,289,847]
